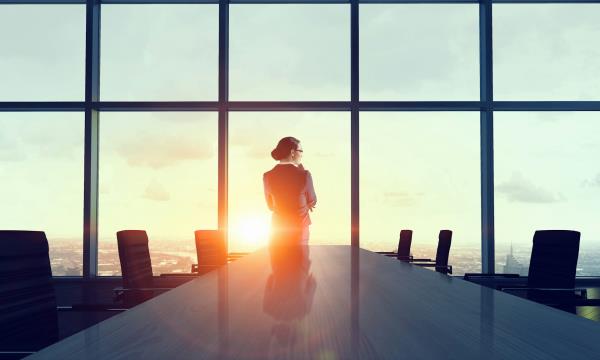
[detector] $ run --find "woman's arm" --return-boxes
[305,171,317,210]
[263,174,274,211]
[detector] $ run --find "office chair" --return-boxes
[0,231,59,357]
[464,230,591,309]
[191,230,226,274]
[0,231,124,359]
[412,230,453,274]
[114,230,173,307]
[396,229,413,261]
[377,229,413,261]
[190,230,248,273]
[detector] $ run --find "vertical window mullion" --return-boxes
[351,0,359,248]
[83,0,100,278]
[479,0,494,274]
[218,0,229,254]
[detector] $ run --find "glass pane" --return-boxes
[101,5,218,101]
[0,112,84,276]
[98,112,218,276]
[230,5,350,101]
[495,112,600,275]
[0,5,85,101]
[360,112,481,275]
[360,5,479,101]
[229,112,350,252]
[494,4,600,100]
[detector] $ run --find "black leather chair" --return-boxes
[377,229,413,261]
[0,231,59,357]
[191,230,226,274]
[396,230,413,261]
[412,230,453,274]
[464,230,590,309]
[191,230,248,273]
[0,231,123,359]
[114,230,173,307]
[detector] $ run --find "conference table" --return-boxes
[29,246,600,359]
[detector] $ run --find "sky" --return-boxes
[1,4,600,273]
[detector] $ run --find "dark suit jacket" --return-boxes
[263,164,317,228]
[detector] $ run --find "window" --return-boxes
[98,112,218,275]
[228,112,350,252]
[229,5,350,101]
[0,5,85,101]
[495,112,600,275]
[101,5,219,101]
[494,4,600,100]
[360,5,479,100]
[360,112,481,275]
[0,112,84,276]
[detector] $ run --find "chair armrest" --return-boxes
[57,304,127,312]
[0,351,36,359]
[191,264,222,274]
[160,273,200,277]
[463,273,520,279]
[412,263,453,274]
[112,286,172,302]
[501,287,589,306]
[501,287,587,296]
[573,298,600,306]
[114,287,173,293]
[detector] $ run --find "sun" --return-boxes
[231,213,271,248]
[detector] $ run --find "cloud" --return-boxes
[117,135,214,169]
[230,132,271,159]
[142,181,170,202]
[496,173,564,203]
[582,173,600,188]
[383,191,423,207]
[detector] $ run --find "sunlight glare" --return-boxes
[232,214,271,248]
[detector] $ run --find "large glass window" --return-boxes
[228,112,350,252]
[495,112,600,276]
[360,5,479,101]
[360,112,481,275]
[0,5,85,101]
[494,4,600,100]
[98,112,218,275]
[229,5,350,101]
[101,5,219,101]
[0,113,84,276]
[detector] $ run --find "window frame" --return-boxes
[2,0,600,278]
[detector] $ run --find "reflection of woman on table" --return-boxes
[262,245,316,350]
[263,137,317,246]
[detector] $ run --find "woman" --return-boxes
[263,137,317,245]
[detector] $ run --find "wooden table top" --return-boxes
[29,246,600,359]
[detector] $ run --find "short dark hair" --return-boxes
[271,137,300,161]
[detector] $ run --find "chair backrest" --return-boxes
[396,230,413,261]
[435,230,453,268]
[528,230,580,289]
[117,230,154,289]
[0,231,59,351]
[194,230,226,267]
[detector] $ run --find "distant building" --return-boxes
[503,244,528,276]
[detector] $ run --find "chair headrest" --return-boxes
[0,231,49,257]
[117,230,149,246]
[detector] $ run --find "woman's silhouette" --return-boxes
[263,137,317,245]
